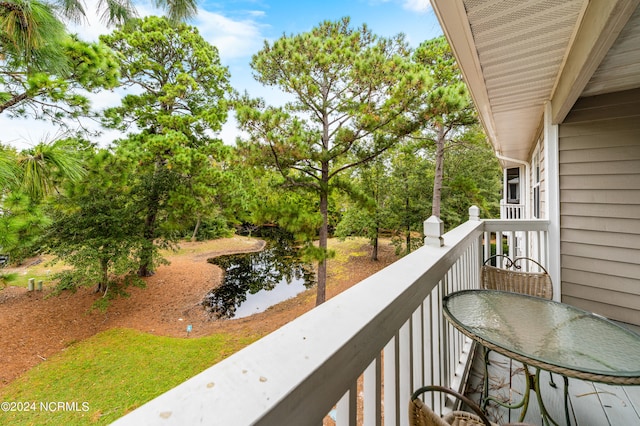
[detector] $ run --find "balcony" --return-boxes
[111,207,636,425]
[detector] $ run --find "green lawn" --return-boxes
[0,328,258,425]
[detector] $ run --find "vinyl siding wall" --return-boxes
[559,88,640,326]
[530,137,546,219]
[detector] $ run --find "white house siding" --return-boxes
[559,88,640,326]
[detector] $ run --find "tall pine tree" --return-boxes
[237,18,429,305]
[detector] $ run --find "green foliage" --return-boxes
[0,190,51,262]
[327,36,502,251]
[336,139,435,257]
[0,145,19,188]
[247,170,325,257]
[0,0,68,73]
[441,127,502,226]
[410,36,494,225]
[335,207,377,241]
[333,155,391,259]
[43,149,148,296]
[15,138,87,200]
[0,271,17,288]
[0,30,120,125]
[152,0,199,23]
[386,144,433,252]
[186,215,234,241]
[0,0,197,127]
[0,138,88,262]
[100,16,233,275]
[57,0,136,26]
[49,269,79,293]
[101,16,230,136]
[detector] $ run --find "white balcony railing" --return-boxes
[113,207,549,426]
[500,202,525,219]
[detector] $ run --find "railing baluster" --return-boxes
[423,295,433,392]
[399,321,411,426]
[335,392,346,425]
[541,229,548,269]
[412,307,423,403]
[433,281,448,413]
[483,230,490,260]
[384,334,399,426]
[522,232,528,268]
[363,356,382,426]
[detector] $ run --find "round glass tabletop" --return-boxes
[443,290,640,384]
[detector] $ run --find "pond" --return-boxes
[203,229,315,319]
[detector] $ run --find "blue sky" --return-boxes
[4,0,443,150]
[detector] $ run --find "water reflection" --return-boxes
[203,230,315,319]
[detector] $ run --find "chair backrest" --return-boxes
[409,385,492,426]
[481,255,553,300]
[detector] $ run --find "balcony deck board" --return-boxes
[465,349,640,425]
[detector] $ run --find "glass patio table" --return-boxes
[443,290,640,425]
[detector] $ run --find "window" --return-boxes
[506,167,520,204]
[533,152,541,218]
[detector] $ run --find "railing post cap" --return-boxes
[424,215,444,247]
[469,205,480,221]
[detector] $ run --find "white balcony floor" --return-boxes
[465,349,640,425]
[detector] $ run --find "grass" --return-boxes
[0,328,258,425]
[328,237,375,281]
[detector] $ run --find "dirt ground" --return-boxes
[0,236,397,388]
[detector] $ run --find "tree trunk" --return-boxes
[96,257,109,295]
[316,186,328,306]
[138,164,161,277]
[138,213,157,277]
[191,216,201,242]
[405,175,411,255]
[371,227,379,261]
[432,123,446,218]
[406,223,411,255]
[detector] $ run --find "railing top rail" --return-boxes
[483,219,549,232]
[112,220,485,426]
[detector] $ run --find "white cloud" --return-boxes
[247,10,266,18]
[69,2,266,62]
[402,0,432,13]
[194,9,265,61]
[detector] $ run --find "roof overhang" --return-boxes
[430,0,640,166]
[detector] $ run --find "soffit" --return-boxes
[461,0,586,163]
